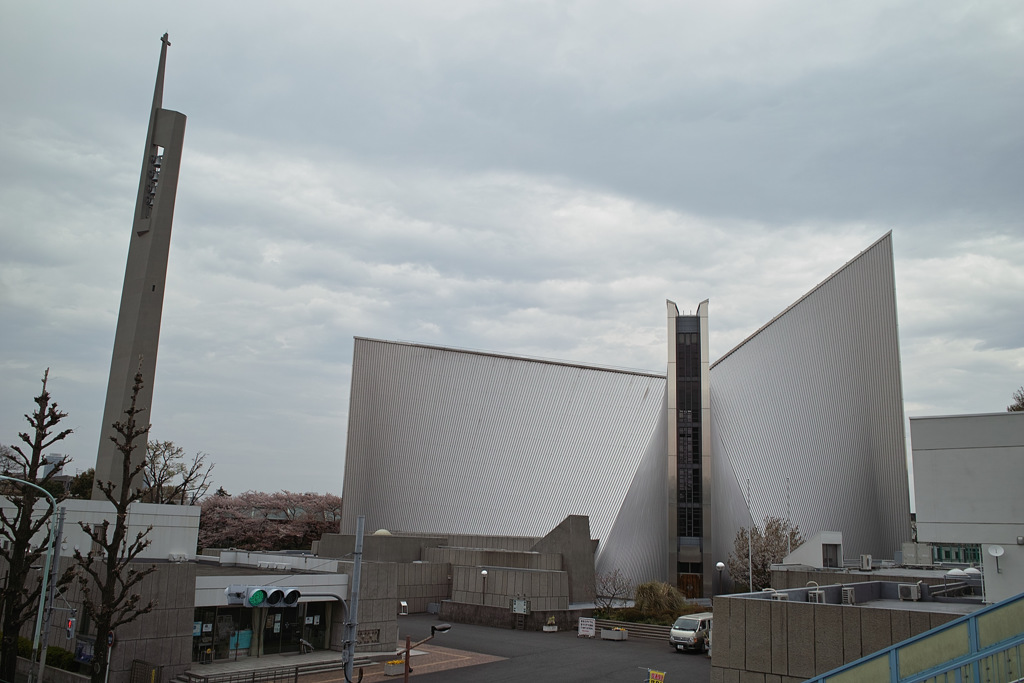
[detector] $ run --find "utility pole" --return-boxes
[344,516,365,683]
[747,478,753,591]
[37,507,66,683]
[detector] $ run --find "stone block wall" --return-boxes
[24,557,197,683]
[439,602,592,630]
[331,560,399,653]
[315,533,448,563]
[710,594,960,683]
[450,565,568,611]
[422,546,561,571]
[446,534,539,551]
[396,562,451,613]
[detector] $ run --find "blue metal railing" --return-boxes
[804,592,1024,683]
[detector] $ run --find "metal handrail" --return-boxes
[183,658,350,683]
[804,591,1024,683]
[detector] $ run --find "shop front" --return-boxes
[193,602,331,661]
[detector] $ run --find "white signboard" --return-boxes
[510,598,531,615]
[578,617,596,638]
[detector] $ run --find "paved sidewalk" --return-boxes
[183,643,504,682]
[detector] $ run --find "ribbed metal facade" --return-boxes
[340,234,912,590]
[341,339,668,586]
[708,233,911,566]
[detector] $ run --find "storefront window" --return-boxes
[193,603,329,660]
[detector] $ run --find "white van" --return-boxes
[668,611,713,653]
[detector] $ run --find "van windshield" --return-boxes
[673,617,700,631]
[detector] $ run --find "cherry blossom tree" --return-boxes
[726,516,804,592]
[198,490,342,551]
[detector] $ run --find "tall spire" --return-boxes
[151,33,170,114]
[93,34,187,500]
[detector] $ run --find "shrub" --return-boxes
[597,582,710,626]
[2,634,79,673]
[17,635,33,659]
[634,581,687,616]
[46,645,79,672]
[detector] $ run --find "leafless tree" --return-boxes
[70,371,157,683]
[1008,386,1024,412]
[141,440,214,505]
[0,370,72,683]
[594,569,634,610]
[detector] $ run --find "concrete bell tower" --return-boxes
[93,34,187,500]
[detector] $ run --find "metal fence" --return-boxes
[130,660,163,683]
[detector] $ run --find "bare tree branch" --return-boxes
[0,369,73,683]
[65,369,157,683]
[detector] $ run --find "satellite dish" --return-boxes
[988,545,1005,558]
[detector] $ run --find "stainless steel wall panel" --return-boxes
[341,339,669,586]
[709,233,911,568]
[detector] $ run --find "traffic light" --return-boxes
[225,585,300,607]
[66,617,76,639]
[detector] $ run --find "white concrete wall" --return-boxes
[911,411,1024,603]
[782,530,844,568]
[0,498,200,559]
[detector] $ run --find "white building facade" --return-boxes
[911,411,1024,603]
[341,234,914,593]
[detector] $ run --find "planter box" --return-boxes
[601,628,628,641]
[543,624,558,632]
[384,662,405,676]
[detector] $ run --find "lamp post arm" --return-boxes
[410,633,437,650]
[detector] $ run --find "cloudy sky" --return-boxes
[1,1,1022,496]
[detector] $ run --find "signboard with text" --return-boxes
[577,617,596,638]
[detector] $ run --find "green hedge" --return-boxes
[3,634,81,673]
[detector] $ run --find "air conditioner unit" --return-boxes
[860,554,872,571]
[808,590,826,604]
[842,587,856,605]
[770,592,789,601]
[898,583,921,601]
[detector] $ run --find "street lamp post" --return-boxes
[36,507,67,683]
[715,561,725,596]
[0,475,58,683]
[480,570,488,606]
[402,623,450,682]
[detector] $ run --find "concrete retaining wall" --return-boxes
[710,595,959,683]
